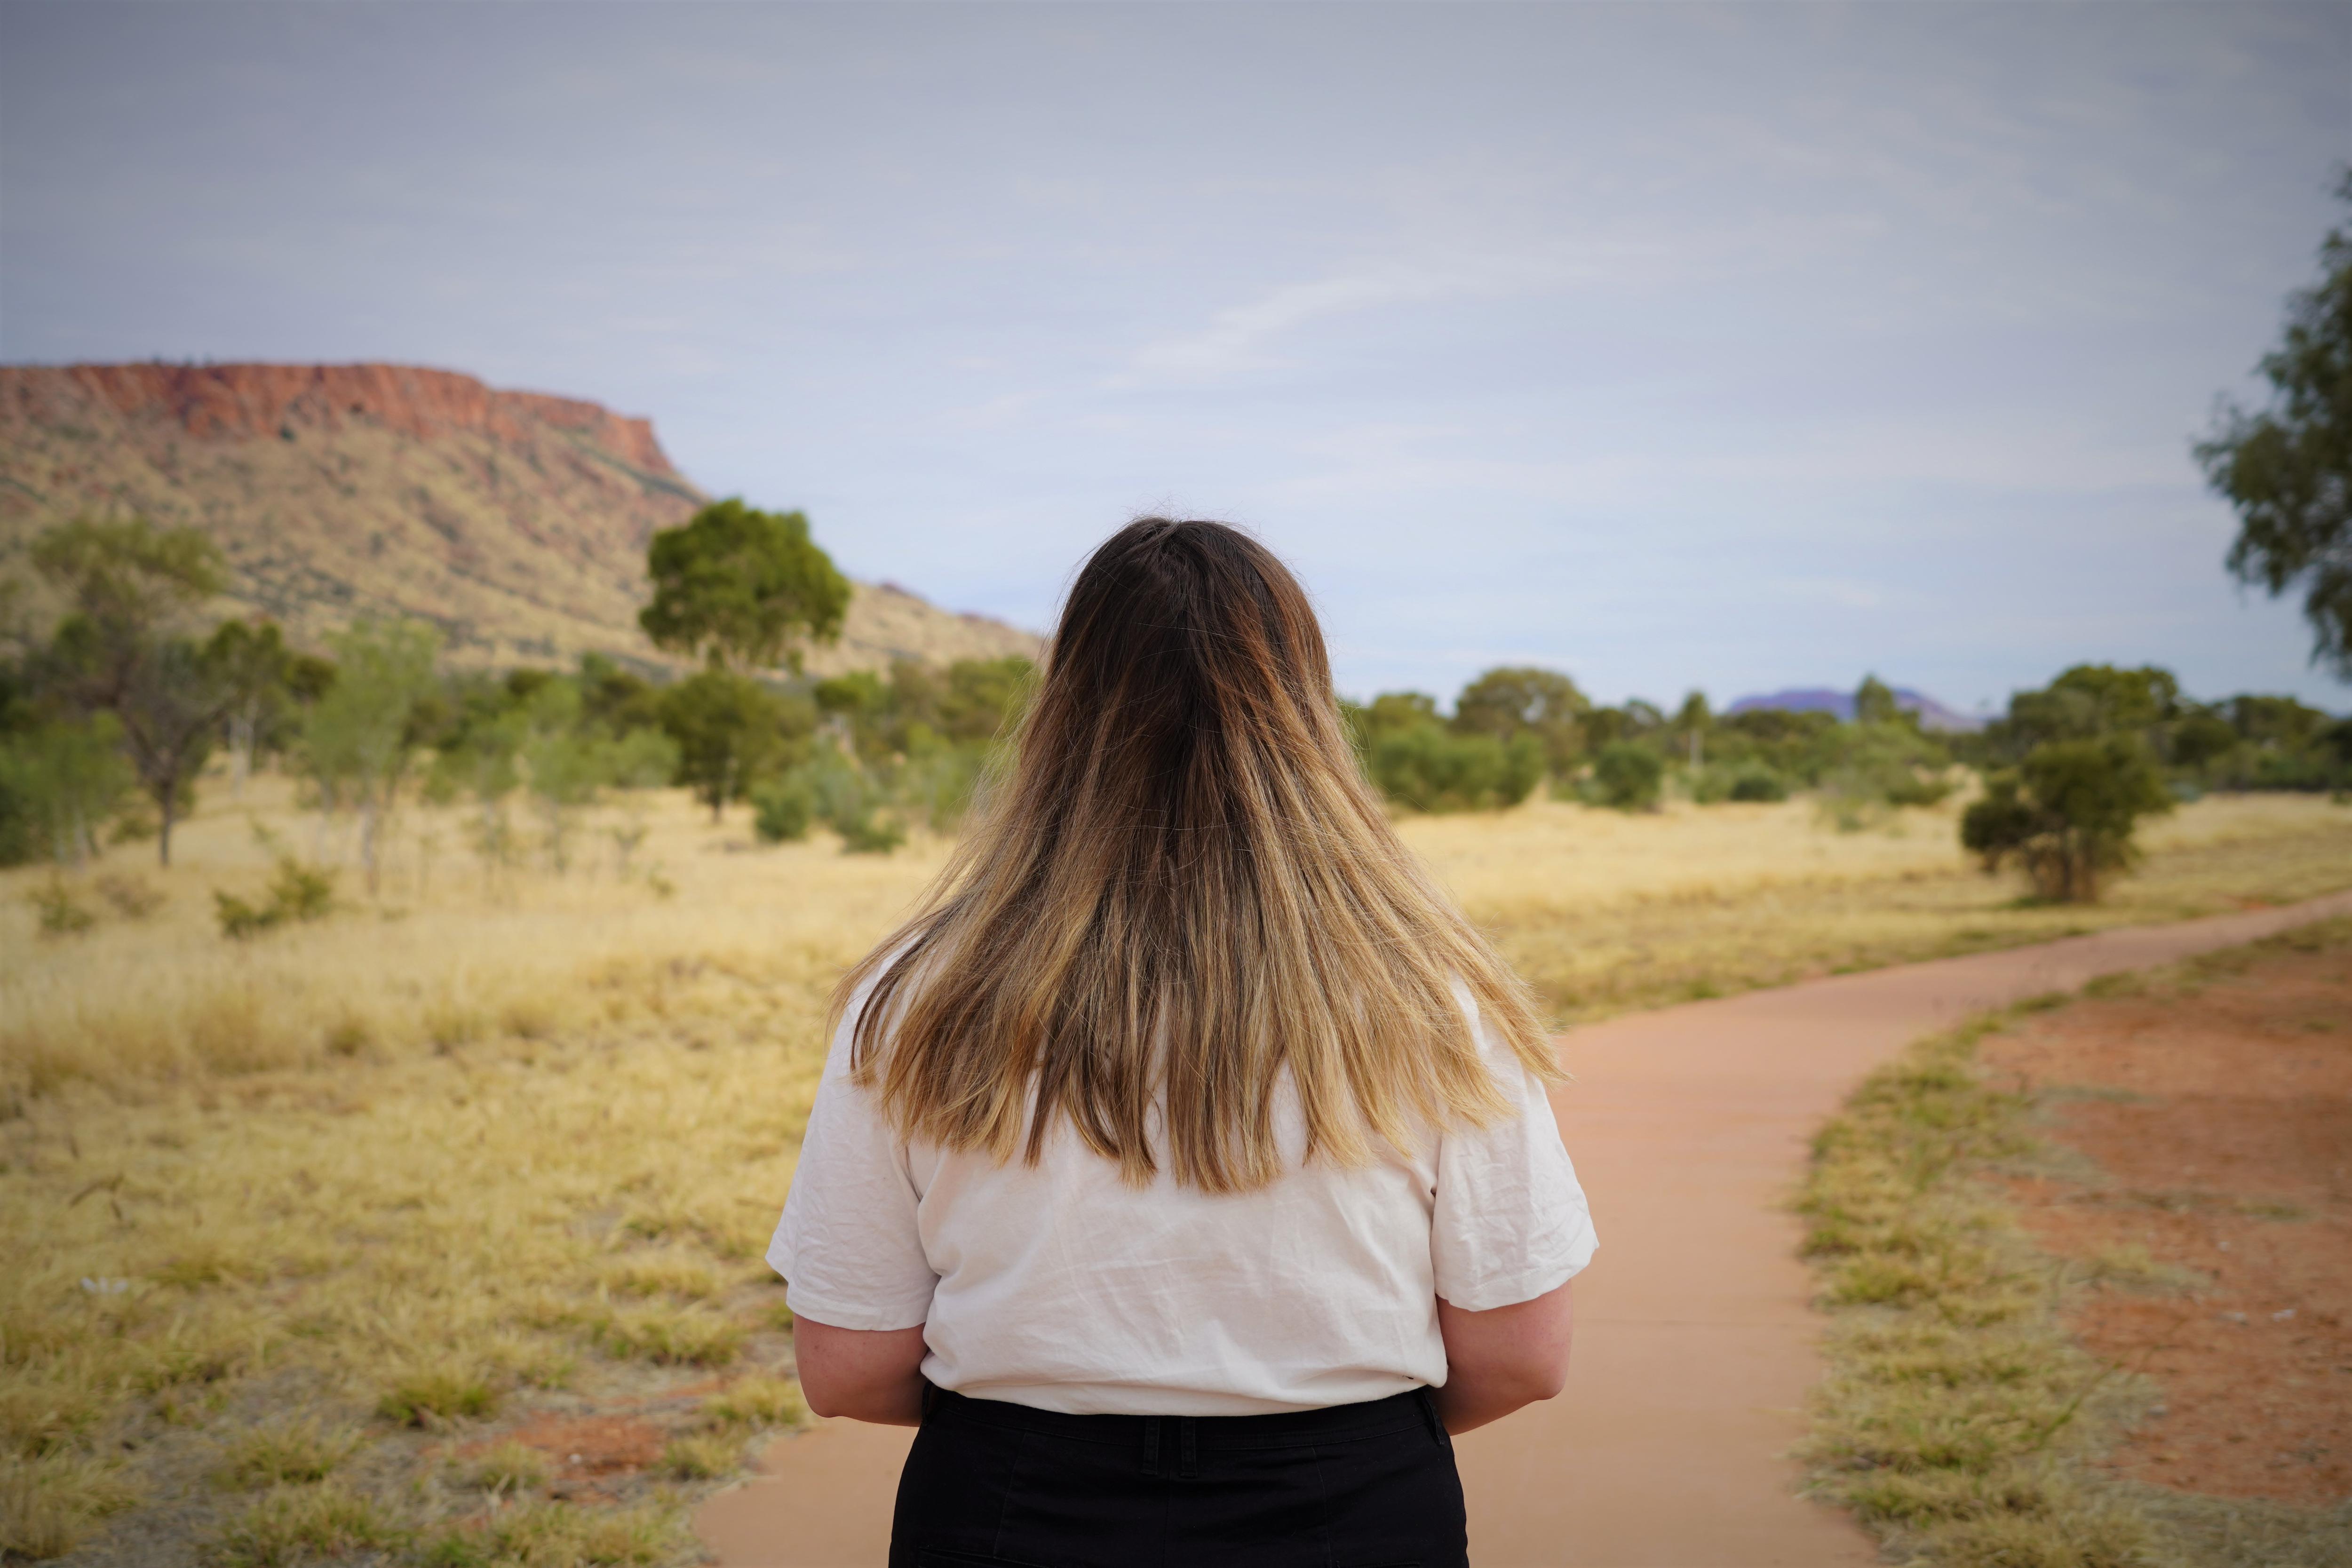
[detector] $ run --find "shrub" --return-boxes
[749,775,815,843]
[28,878,95,937]
[93,873,165,918]
[213,857,336,939]
[832,807,907,855]
[1368,727,1542,813]
[1728,766,1788,803]
[1589,741,1664,811]
[1961,737,2174,903]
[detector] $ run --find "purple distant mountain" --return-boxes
[1726,686,1985,733]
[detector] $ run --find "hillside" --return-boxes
[0,361,1038,675]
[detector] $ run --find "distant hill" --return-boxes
[0,361,1038,676]
[1727,685,1984,732]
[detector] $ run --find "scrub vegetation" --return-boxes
[1797,923,2352,1568]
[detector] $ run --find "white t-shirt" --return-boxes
[767,979,1597,1417]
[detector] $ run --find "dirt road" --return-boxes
[697,890,2352,1567]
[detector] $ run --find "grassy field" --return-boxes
[4,775,2349,1563]
[1796,919,2352,1568]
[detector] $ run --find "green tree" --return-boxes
[2196,170,2352,678]
[1669,691,1712,772]
[1366,727,1542,813]
[1960,735,2173,903]
[1852,675,1902,727]
[301,620,442,893]
[204,619,294,799]
[660,669,788,820]
[640,500,851,671]
[30,517,234,865]
[1452,667,1589,775]
[0,716,135,867]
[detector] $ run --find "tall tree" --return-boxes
[1452,666,1590,775]
[204,619,294,799]
[2196,170,2352,679]
[639,500,851,670]
[660,669,788,821]
[31,517,233,865]
[1852,675,1903,727]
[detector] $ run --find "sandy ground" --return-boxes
[695,890,2352,1568]
[1982,935,2352,1506]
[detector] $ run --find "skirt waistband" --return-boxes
[922,1385,1440,1453]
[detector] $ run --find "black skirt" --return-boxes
[889,1385,1468,1568]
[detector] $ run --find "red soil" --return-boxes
[1982,936,2352,1505]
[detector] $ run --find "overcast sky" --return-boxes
[4,2,2348,713]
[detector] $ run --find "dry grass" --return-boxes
[1403,792,2352,1021]
[3,772,2347,1562]
[1797,922,2352,1568]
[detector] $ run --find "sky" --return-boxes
[3,2,2349,715]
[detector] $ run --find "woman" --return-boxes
[770,519,1595,1567]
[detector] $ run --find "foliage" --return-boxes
[1450,666,1589,774]
[203,620,296,792]
[750,774,815,843]
[1587,740,1664,811]
[213,857,337,939]
[30,519,239,867]
[1961,736,2174,902]
[0,717,134,868]
[28,876,96,938]
[299,619,440,892]
[658,669,795,821]
[2195,170,2352,677]
[639,498,851,671]
[1367,724,1543,813]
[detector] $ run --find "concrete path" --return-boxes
[697,891,2352,1568]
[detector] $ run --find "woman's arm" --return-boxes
[1432,1277,1574,1435]
[791,1315,930,1425]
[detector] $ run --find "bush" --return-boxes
[214,857,335,939]
[1589,741,1664,811]
[28,878,95,937]
[832,808,907,855]
[1960,736,2173,903]
[1368,726,1542,813]
[1727,766,1788,803]
[749,776,815,843]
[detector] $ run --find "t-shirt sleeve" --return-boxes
[1430,992,1598,1312]
[765,984,938,1332]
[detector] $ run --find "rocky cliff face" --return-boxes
[0,362,1036,674]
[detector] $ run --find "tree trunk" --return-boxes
[157,786,175,868]
[360,797,380,896]
[230,707,254,800]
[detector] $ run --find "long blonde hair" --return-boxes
[829,518,1560,1194]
